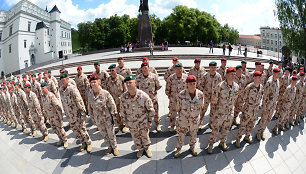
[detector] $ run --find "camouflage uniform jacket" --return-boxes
[15,88,29,111]
[241,82,263,111]
[198,72,222,96]
[26,91,43,116]
[31,81,42,99]
[176,89,204,127]
[217,66,226,80]
[211,80,239,115]
[46,79,57,96]
[234,74,247,96]
[279,74,290,94]
[120,89,155,129]
[88,86,117,123]
[164,65,187,82]
[10,93,21,114]
[75,73,90,95]
[262,76,279,106]
[116,65,132,78]
[165,73,188,97]
[41,92,63,118]
[92,70,110,89]
[51,75,59,89]
[292,80,304,105]
[188,66,206,87]
[105,74,127,102]
[60,84,86,122]
[136,73,162,100]
[136,66,158,76]
[281,85,296,108]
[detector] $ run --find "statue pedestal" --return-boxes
[138,11,153,47]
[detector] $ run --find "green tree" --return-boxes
[275,0,306,58]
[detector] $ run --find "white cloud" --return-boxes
[210,0,279,34]
[5,0,138,28]
[150,0,197,16]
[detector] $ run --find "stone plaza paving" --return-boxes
[1,47,306,174]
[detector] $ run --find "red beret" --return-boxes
[292,76,298,81]
[17,76,20,78]
[261,64,265,67]
[300,72,305,76]
[141,62,148,68]
[143,57,149,62]
[117,57,124,61]
[253,71,262,77]
[22,75,27,78]
[24,82,31,88]
[194,58,201,63]
[278,61,282,64]
[226,67,236,73]
[300,67,304,70]
[173,57,178,61]
[255,61,261,65]
[186,75,196,83]
[29,73,32,76]
[273,68,281,73]
[43,71,48,75]
[63,70,68,74]
[89,74,100,81]
[221,58,227,61]
[292,70,297,74]
[77,66,82,70]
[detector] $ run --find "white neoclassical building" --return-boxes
[0,0,72,76]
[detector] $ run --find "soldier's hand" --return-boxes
[26,110,29,115]
[148,122,152,128]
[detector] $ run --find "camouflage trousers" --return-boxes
[14,109,26,129]
[130,127,150,150]
[275,95,285,115]
[80,91,88,112]
[114,99,124,126]
[152,99,160,124]
[236,109,258,139]
[31,113,48,136]
[49,117,67,141]
[169,98,178,126]
[233,97,244,121]
[200,94,216,125]
[176,125,198,149]
[10,112,19,125]
[96,120,117,149]
[209,110,234,144]
[21,110,36,131]
[69,120,92,144]
[276,108,290,127]
[257,106,276,133]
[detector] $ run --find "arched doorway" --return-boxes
[31,54,35,65]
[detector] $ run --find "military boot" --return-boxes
[137,149,144,158]
[105,147,112,155]
[10,122,15,127]
[273,127,278,135]
[279,125,285,131]
[113,148,119,156]
[170,125,175,132]
[243,136,253,144]
[189,147,198,156]
[174,148,181,158]
[145,149,152,158]
[285,123,290,129]
[22,128,28,133]
[57,140,63,146]
[261,132,265,141]
[63,141,68,149]
[208,123,212,129]
[16,124,20,130]
[289,121,294,127]
[219,142,228,151]
[156,123,161,132]
[80,143,86,152]
[235,138,240,148]
[207,143,213,154]
[87,143,92,152]
[233,120,240,126]
[198,124,203,130]
[43,134,49,142]
[256,132,261,141]
[32,130,37,137]
[7,120,11,125]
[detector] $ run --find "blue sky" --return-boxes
[0,0,279,34]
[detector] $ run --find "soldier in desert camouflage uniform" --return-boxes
[59,69,77,87]
[188,58,206,88]
[235,71,263,147]
[164,57,187,82]
[291,72,304,124]
[15,83,36,135]
[136,62,162,131]
[241,60,249,77]
[41,82,68,148]
[116,57,132,78]
[6,86,19,128]
[9,86,27,131]
[265,60,274,83]
[59,72,92,152]
[256,68,281,141]
[136,57,158,76]
[197,61,222,129]
[207,67,239,154]
[246,61,262,85]
[273,76,298,135]
[2,86,15,126]
[44,71,59,98]
[0,87,5,122]
[92,61,110,89]
[0,87,9,123]
[37,73,44,84]
[88,74,119,156]
[31,74,48,123]
[174,75,204,158]
[233,65,247,126]
[277,61,284,76]
[75,66,90,110]
[120,75,155,158]
[48,70,59,91]
[275,66,290,118]
[24,82,49,141]
[105,64,127,133]
[165,62,188,131]
[217,58,227,80]
[21,74,30,90]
